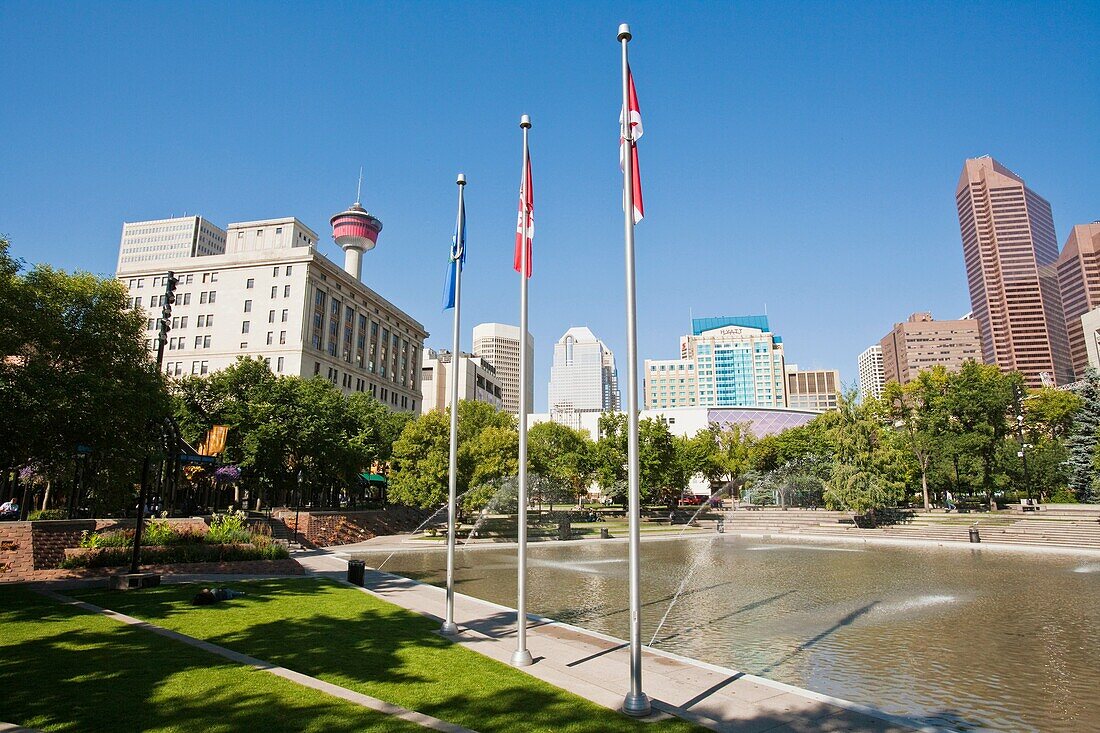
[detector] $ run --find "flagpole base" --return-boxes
[440,621,460,636]
[510,648,534,667]
[622,692,651,717]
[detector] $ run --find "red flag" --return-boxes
[514,147,534,277]
[620,65,644,224]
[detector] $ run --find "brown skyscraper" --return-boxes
[880,312,982,385]
[1056,222,1100,378]
[955,156,1073,387]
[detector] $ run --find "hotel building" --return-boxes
[956,156,1073,386]
[879,312,982,385]
[116,207,428,413]
[645,316,787,410]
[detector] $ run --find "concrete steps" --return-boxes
[718,508,1100,549]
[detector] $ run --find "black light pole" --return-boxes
[131,273,179,574]
[294,468,303,547]
[1017,412,1033,502]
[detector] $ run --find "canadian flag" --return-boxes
[514,146,534,277]
[620,65,643,224]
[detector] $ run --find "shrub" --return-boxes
[208,510,251,544]
[60,542,289,569]
[1050,486,1077,504]
[28,509,69,521]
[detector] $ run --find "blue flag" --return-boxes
[443,194,466,310]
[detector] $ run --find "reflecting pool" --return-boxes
[352,536,1100,732]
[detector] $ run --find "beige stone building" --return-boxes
[879,312,982,385]
[420,349,503,413]
[471,323,534,415]
[956,156,1073,386]
[1055,222,1100,378]
[784,366,840,412]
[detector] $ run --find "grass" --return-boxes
[72,578,703,733]
[0,585,422,733]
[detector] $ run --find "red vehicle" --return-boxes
[679,495,704,506]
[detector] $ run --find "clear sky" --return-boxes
[2,1,1097,411]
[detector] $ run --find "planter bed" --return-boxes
[61,542,288,569]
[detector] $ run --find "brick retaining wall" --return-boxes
[0,517,212,583]
[271,507,429,547]
[0,557,304,584]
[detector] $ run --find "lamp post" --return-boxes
[1017,412,1032,502]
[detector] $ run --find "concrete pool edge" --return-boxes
[332,527,1100,559]
[313,548,950,732]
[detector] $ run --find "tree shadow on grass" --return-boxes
[0,586,419,733]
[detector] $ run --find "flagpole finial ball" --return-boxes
[520,114,531,129]
[456,173,466,186]
[618,23,632,41]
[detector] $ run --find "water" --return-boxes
[352,536,1100,732]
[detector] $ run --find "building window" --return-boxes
[240,342,248,349]
[200,292,207,304]
[277,356,284,372]
[200,361,209,375]
[285,265,292,275]
[209,291,216,303]
[266,331,273,345]
[273,266,279,276]
[246,278,255,289]
[314,361,321,375]
[194,336,202,348]
[268,309,275,323]
[275,227,283,235]
[281,309,289,322]
[242,321,250,334]
[203,335,211,348]
[244,299,252,313]
[280,331,286,344]
[271,286,278,298]
[283,284,291,297]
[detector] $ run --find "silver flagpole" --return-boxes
[618,23,650,717]
[512,113,534,667]
[441,172,466,636]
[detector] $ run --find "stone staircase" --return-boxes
[717,506,1100,550]
[262,516,306,550]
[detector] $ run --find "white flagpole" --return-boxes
[441,173,466,636]
[512,114,534,667]
[618,23,650,717]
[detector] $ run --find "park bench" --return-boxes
[1015,498,1043,513]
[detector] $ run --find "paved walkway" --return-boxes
[298,549,940,733]
[38,589,476,733]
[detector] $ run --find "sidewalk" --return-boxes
[296,550,938,733]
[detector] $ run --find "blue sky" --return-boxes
[2,1,1097,411]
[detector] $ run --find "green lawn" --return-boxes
[0,585,422,733]
[72,578,702,733]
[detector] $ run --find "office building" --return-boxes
[117,215,226,269]
[472,322,534,415]
[879,312,982,385]
[116,200,428,413]
[956,155,1073,386]
[857,345,885,402]
[547,327,620,420]
[784,366,840,412]
[1056,222,1100,378]
[420,349,503,412]
[644,316,786,410]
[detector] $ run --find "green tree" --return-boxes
[387,401,518,510]
[0,245,169,513]
[1066,368,1100,502]
[638,417,682,508]
[882,367,951,510]
[594,412,628,501]
[528,421,595,507]
[943,362,1024,506]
